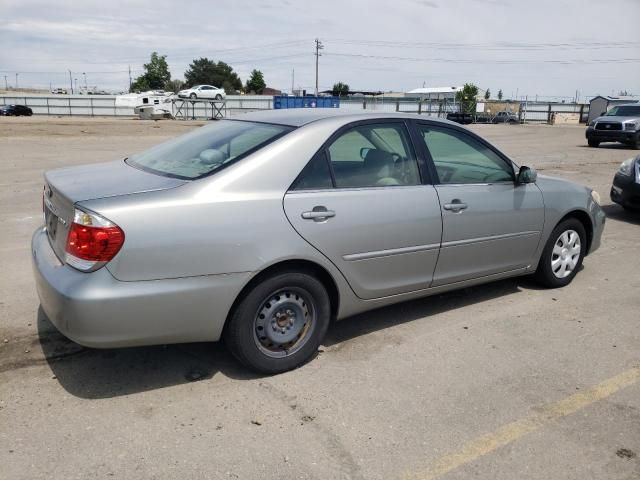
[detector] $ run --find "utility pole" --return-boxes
[128,65,132,92]
[74,78,78,94]
[68,70,73,94]
[15,73,18,89]
[314,38,323,96]
[291,68,295,95]
[3,75,7,90]
[83,72,87,92]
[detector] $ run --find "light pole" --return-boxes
[68,70,73,94]
[3,75,7,90]
[314,38,324,96]
[83,72,87,92]
[15,73,18,89]
[74,78,78,94]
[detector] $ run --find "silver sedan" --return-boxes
[32,110,605,373]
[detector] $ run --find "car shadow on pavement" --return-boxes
[39,277,538,400]
[601,204,640,225]
[577,144,639,150]
[37,308,259,400]
[324,277,532,348]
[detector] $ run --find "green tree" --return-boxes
[130,52,171,92]
[331,81,350,97]
[455,83,479,114]
[484,88,491,100]
[184,58,242,93]
[164,78,184,93]
[497,89,503,100]
[245,69,266,94]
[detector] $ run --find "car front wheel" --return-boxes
[588,139,599,147]
[215,94,223,100]
[534,218,586,288]
[224,271,331,374]
[189,93,197,99]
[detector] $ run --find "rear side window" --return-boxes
[291,152,333,190]
[127,120,293,179]
[418,125,513,184]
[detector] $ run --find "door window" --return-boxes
[327,123,420,188]
[418,125,514,184]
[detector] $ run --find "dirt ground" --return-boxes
[1,116,639,480]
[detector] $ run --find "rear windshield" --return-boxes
[126,120,293,179]
[606,105,640,117]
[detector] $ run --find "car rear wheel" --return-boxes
[215,94,223,100]
[224,271,331,374]
[189,93,197,99]
[534,218,586,288]
[588,139,599,147]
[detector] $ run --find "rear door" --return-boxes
[415,122,545,286]
[284,120,442,300]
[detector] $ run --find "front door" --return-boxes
[284,121,442,300]
[415,123,545,286]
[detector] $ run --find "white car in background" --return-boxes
[178,85,226,100]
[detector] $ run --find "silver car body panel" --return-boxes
[433,182,545,285]
[284,185,442,299]
[32,110,606,348]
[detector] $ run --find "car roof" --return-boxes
[233,109,460,128]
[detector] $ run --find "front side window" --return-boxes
[127,120,292,179]
[418,125,513,184]
[326,123,420,188]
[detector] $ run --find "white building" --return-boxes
[406,86,462,100]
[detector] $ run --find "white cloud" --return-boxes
[0,0,638,98]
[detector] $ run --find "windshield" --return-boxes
[127,120,293,179]
[605,105,640,116]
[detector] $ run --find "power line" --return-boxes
[322,52,640,65]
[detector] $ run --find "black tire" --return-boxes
[534,218,586,288]
[215,94,223,100]
[587,139,599,147]
[189,93,197,99]
[224,271,331,374]
[630,134,640,150]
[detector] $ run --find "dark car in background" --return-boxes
[611,155,640,210]
[0,104,33,116]
[492,111,519,124]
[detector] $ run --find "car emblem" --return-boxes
[605,124,611,129]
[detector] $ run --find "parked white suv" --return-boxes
[178,85,226,100]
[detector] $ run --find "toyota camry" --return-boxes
[32,110,605,373]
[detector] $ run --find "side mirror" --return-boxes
[517,165,537,184]
[360,147,372,159]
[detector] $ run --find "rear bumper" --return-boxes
[611,172,640,209]
[586,128,638,143]
[31,227,250,348]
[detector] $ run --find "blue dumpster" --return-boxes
[273,96,340,109]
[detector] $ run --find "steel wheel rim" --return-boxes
[551,229,581,279]
[253,287,316,358]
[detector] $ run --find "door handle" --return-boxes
[443,200,468,212]
[301,206,335,221]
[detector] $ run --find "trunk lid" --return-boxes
[43,159,186,261]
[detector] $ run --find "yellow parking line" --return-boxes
[408,366,640,480]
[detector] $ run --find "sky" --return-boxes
[1,0,639,100]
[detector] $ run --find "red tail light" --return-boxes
[65,208,124,271]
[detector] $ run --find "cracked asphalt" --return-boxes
[1,117,639,480]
